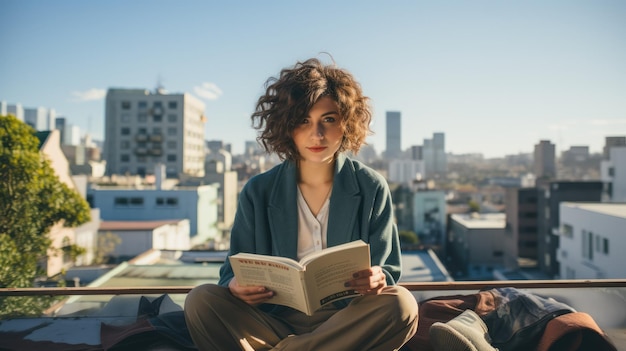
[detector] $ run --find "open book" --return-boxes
[229,240,371,316]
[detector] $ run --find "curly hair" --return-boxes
[251,58,373,161]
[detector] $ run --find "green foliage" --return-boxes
[399,230,419,245]
[0,115,91,317]
[468,200,480,213]
[94,232,122,264]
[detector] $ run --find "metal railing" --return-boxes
[2,279,625,297]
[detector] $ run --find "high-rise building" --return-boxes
[6,103,24,121]
[603,136,626,159]
[601,145,626,202]
[504,187,539,268]
[423,132,447,178]
[104,88,206,178]
[533,140,556,180]
[24,107,55,131]
[385,111,401,159]
[536,181,603,278]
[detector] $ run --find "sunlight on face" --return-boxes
[292,96,344,164]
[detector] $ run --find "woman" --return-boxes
[184,57,418,351]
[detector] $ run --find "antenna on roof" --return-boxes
[155,75,167,94]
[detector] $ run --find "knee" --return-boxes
[384,286,419,323]
[184,284,223,312]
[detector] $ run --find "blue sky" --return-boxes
[1,0,625,158]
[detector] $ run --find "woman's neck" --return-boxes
[297,158,335,186]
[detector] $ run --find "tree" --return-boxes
[94,232,122,264]
[468,200,480,213]
[399,230,419,246]
[0,115,91,317]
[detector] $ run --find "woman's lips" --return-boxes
[308,146,327,153]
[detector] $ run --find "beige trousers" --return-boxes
[184,284,418,351]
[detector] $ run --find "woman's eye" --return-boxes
[324,116,336,123]
[299,118,309,125]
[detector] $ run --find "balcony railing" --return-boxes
[2,279,625,297]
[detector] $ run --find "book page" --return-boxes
[302,242,371,311]
[229,256,309,313]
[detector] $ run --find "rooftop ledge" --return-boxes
[2,278,626,296]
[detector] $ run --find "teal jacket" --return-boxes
[218,154,402,290]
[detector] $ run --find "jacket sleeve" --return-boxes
[217,181,256,287]
[367,173,402,285]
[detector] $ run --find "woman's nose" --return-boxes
[312,123,324,138]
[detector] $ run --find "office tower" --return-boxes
[104,88,206,178]
[6,103,24,121]
[533,140,556,180]
[0,101,6,115]
[504,187,540,268]
[601,144,626,202]
[385,111,401,159]
[536,181,603,278]
[423,132,447,179]
[603,136,626,159]
[24,107,54,131]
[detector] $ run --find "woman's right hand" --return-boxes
[228,277,275,306]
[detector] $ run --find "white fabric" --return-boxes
[296,186,330,260]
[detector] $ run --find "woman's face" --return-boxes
[292,96,344,165]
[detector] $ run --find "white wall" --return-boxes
[558,203,626,279]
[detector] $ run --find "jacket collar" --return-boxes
[267,154,362,259]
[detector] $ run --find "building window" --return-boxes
[121,127,130,135]
[155,197,178,207]
[603,238,609,255]
[154,114,162,122]
[130,197,144,206]
[167,114,177,122]
[168,101,177,109]
[138,101,147,109]
[121,101,131,110]
[138,112,148,122]
[582,230,593,260]
[114,197,129,206]
[167,154,177,162]
[121,113,130,122]
[167,127,177,136]
[121,141,130,149]
[167,141,176,148]
[120,154,130,162]
[562,224,573,238]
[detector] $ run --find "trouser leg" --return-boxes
[273,286,419,351]
[185,284,419,351]
[184,284,293,351]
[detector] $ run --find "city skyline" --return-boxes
[1,1,625,158]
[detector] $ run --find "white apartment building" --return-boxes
[601,146,626,202]
[87,182,220,246]
[558,202,626,279]
[388,159,425,185]
[104,88,206,178]
[413,190,446,246]
[25,106,55,131]
[98,219,191,259]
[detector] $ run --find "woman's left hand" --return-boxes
[345,265,387,295]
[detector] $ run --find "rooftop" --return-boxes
[1,250,625,350]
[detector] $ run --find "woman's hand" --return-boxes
[345,265,387,295]
[228,277,274,306]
